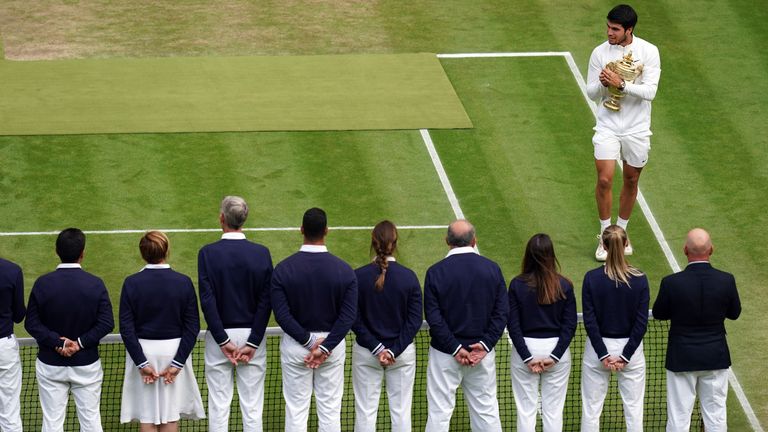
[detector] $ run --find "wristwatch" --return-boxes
[618,80,626,91]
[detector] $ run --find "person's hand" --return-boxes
[527,359,544,374]
[540,357,556,372]
[220,341,239,365]
[237,345,256,363]
[454,348,472,366]
[55,337,80,357]
[304,337,329,369]
[378,350,395,367]
[139,365,160,384]
[602,355,626,372]
[468,343,488,366]
[161,366,181,384]
[612,357,628,372]
[600,68,623,88]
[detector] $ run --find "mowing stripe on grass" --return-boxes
[0,53,472,135]
[433,51,762,432]
[0,225,448,237]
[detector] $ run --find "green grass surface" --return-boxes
[0,53,471,134]
[0,0,766,429]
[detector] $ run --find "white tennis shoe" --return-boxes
[595,234,607,261]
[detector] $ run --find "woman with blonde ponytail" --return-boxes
[351,221,422,431]
[581,225,650,432]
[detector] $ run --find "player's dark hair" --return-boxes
[607,4,638,31]
[56,228,85,263]
[371,220,398,292]
[518,233,569,305]
[302,207,327,242]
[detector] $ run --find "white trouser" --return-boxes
[205,328,267,432]
[581,338,645,432]
[280,333,345,432]
[352,342,416,432]
[0,335,22,432]
[510,337,571,432]
[425,346,502,432]
[36,359,103,432]
[666,369,728,432]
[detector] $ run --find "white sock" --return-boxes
[600,218,611,234]
[617,217,629,231]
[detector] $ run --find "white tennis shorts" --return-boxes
[593,131,651,168]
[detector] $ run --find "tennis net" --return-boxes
[16,314,700,431]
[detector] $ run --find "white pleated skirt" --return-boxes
[120,338,205,424]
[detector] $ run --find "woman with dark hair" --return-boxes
[351,221,422,432]
[507,233,577,432]
[119,231,205,431]
[581,225,649,432]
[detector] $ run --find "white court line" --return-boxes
[436,51,763,432]
[0,225,447,237]
[420,129,466,220]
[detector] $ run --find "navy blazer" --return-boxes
[424,249,508,356]
[198,236,273,347]
[25,265,114,367]
[0,258,25,338]
[653,262,741,372]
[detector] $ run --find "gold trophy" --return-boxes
[603,51,643,111]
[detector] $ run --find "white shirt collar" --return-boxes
[221,232,246,240]
[372,256,397,262]
[143,264,171,270]
[300,245,328,253]
[446,246,479,258]
[56,263,81,269]
[687,260,710,266]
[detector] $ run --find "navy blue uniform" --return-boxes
[507,276,577,362]
[424,249,508,355]
[25,265,114,367]
[0,258,25,338]
[198,236,272,348]
[271,248,357,352]
[353,261,422,358]
[582,267,649,362]
[119,266,200,369]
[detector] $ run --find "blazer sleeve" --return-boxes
[119,280,147,367]
[507,279,532,362]
[12,267,25,323]
[321,270,357,353]
[551,283,577,361]
[390,274,423,358]
[24,283,63,349]
[248,256,274,348]
[652,276,672,320]
[582,273,609,360]
[270,266,311,347]
[197,249,228,345]
[172,280,200,368]
[621,275,650,362]
[479,267,509,352]
[726,274,742,321]
[424,270,462,355]
[78,280,114,349]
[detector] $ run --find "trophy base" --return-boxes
[603,100,621,111]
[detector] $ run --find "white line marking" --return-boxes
[0,225,447,237]
[435,50,761,431]
[419,129,466,220]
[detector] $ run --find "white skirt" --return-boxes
[120,338,205,424]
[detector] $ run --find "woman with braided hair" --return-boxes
[351,220,423,431]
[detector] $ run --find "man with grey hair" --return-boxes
[653,228,741,432]
[424,220,508,432]
[198,196,273,432]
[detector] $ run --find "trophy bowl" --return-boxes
[603,51,643,112]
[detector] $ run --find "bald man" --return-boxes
[424,220,508,432]
[652,228,741,432]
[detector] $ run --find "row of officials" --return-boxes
[0,196,740,432]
